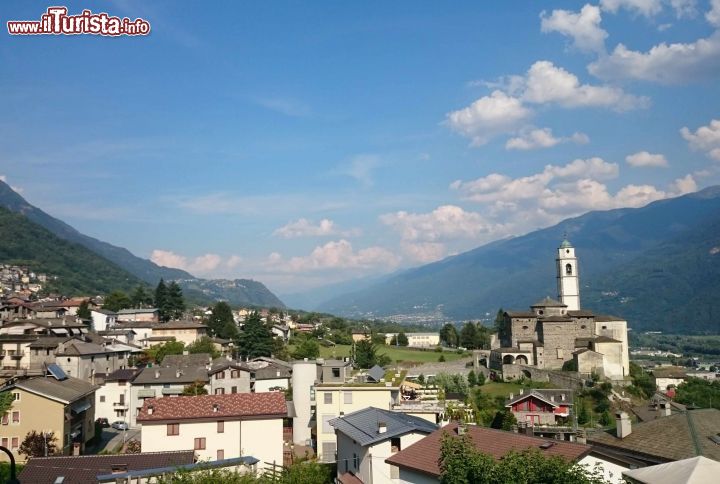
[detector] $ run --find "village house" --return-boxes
[151,320,208,346]
[138,392,288,472]
[90,308,117,332]
[54,339,135,382]
[208,357,252,395]
[505,388,574,427]
[246,357,292,393]
[94,368,139,424]
[0,366,97,463]
[331,407,438,484]
[0,318,89,338]
[384,333,441,348]
[650,366,688,393]
[114,321,156,347]
[386,422,627,484]
[116,308,159,323]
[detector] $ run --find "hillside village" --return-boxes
[1,240,719,483]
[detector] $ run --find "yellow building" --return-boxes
[151,320,208,346]
[0,369,96,462]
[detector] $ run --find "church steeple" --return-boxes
[556,237,580,310]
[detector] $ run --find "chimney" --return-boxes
[550,395,555,402]
[176,370,182,378]
[456,424,466,435]
[519,388,524,395]
[276,370,280,377]
[378,422,387,434]
[659,402,671,417]
[183,350,189,356]
[561,394,566,401]
[576,429,587,444]
[509,393,514,400]
[148,405,154,415]
[213,404,219,413]
[154,370,160,379]
[615,412,631,439]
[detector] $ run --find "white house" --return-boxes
[138,392,288,472]
[95,368,138,423]
[331,407,438,484]
[90,309,117,332]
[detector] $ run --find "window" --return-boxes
[324,392,332,404]
[215,372,224,380]
[557,349,564,358]
[565,263,572,275]
[332,367,340,378]
[194,437,206,450]
[343,391,352,404]
[12,393,19,401]
[11,437,18,449]
[580,325,587,329]
[167,423,179,436]
[118,381,126,386]
[217,421,224,433]
[231,386,237,394]
[217,449,224,461]
[0,438,7,448]
[522,325,529,330]
[353,453,359,469]
[322,415,334,434]
[214,388,225,395]
[1,414,7,425]
[231,370,239,378]
[321,442,336,463]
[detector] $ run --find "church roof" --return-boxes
[531,297,567,308]
[560,238,573,249]
[505,311,536,318]
[567,310,595,318]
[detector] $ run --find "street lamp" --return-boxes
[0,446,20,484]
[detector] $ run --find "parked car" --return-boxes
[96,418,109,428]
[111,421,129,430]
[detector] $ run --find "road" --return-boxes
[96,427,140,453]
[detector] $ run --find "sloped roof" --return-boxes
[505,311,537,318]
[330,407,437,446]
[117,308,158,314]
[506,389,574,407]
[161,353,212,368]
[651,366,688,379]
[367,365,385,382]
[588,409,720,462]
[137,392,287,422]
[531,297,567,308]
[156,320,207,330]
[622,456,720,484]
[11,375,96,404]
[18,450,195,484]
[105,368,140,382]
[386,422,590,477]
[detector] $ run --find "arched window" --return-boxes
[522,326,529,330]
[565,263,572,275]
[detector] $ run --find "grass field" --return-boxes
[314,344,471,364]
[477,382,525,398]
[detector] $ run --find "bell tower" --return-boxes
[556,237,580,311]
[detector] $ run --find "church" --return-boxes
[489,238,630,380]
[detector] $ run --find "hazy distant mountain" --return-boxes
[0,180,191,284]
[0,180,285,308]
[280,272,393,310]
[318,186,720,332]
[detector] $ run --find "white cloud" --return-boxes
[446,90,532,146]
[670,0,697,18]
[380,205,494,243]
[707,0,720,26]
[0,175,24,194]
[505,127,590,150]
[400,242,447,263]
[150,249,224,274]
[522,61,649,110]
[269,240,400,272]
[540,4,608,53]
[681,119,720,160]
[589,32,720,84]
[340,154,381,187]
[273,218,356,238]
[226,255,243,268]
[670,174,698,193]
[600,0,664,17]
[625,151,669,167]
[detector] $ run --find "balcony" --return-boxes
[113,402,128,409]
[136,389,156,398]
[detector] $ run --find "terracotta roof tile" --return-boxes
[386,422,591,477]
[137,392,287,422]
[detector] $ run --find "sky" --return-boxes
[2,0,720,295]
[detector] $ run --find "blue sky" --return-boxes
[2,0,720,294]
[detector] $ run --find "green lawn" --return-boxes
[315,344,471,364]
[477,382,525,398]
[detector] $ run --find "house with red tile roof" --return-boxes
[137,392,288,473]
[385,422,628,484]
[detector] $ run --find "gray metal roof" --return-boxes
[329,407,438,447]
[367,365,385,382]
[132,365,208,385]
[12,375,97,404]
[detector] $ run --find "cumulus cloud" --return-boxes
[448,61,646,145]
[273,218,358,238]
[681,119,720,160]
[381,205,495,242]
[541,4,608,53]
[505,127,590,150]
[670,173,698,193]
[626,151,669,167]
[150,249,240,275]
[589,32,720,84]
[268,240,400,272]
[600,0,664,17]
[446,90,532,146]
[708,0,720,25]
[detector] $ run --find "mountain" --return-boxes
[0,207,141,294]
[0,180,192,284]
[280,272,393,310]
[317,187,720,332]
[0,181,285,308]
[178,278,285,308]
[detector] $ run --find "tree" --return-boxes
[155,279,169,322]
[130,285,153,308]
[577,399,590,425]
[103,291,131,312]
[490,409,517,431]
[439,354,446,362]
[19,430,57,458]
[493,308,505,340]
[237,312,274,358]
[354,339,386,369]
[186,336,220,358]
[467,370,477,387]
[207,302,238,340]
[149,341,185,364]
[397,331,409,346]
[77,300,91,320]
[440,323,459,347]
[291,338,320,359]
[0,392,15,416]
[182,380,208,396]
[599,410,612,427]
[675,378,720,409]
[418,374,426,385]
[167,281,186,320]
[460,322,479,349]
[476,371,486,386]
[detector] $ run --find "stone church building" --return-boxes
[489,239,629,380]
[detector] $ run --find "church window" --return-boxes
[522,326,528,330]
[565,263,572,275]
[580,325,586,329]
[566,249,570,254]
[538,310,544,315]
